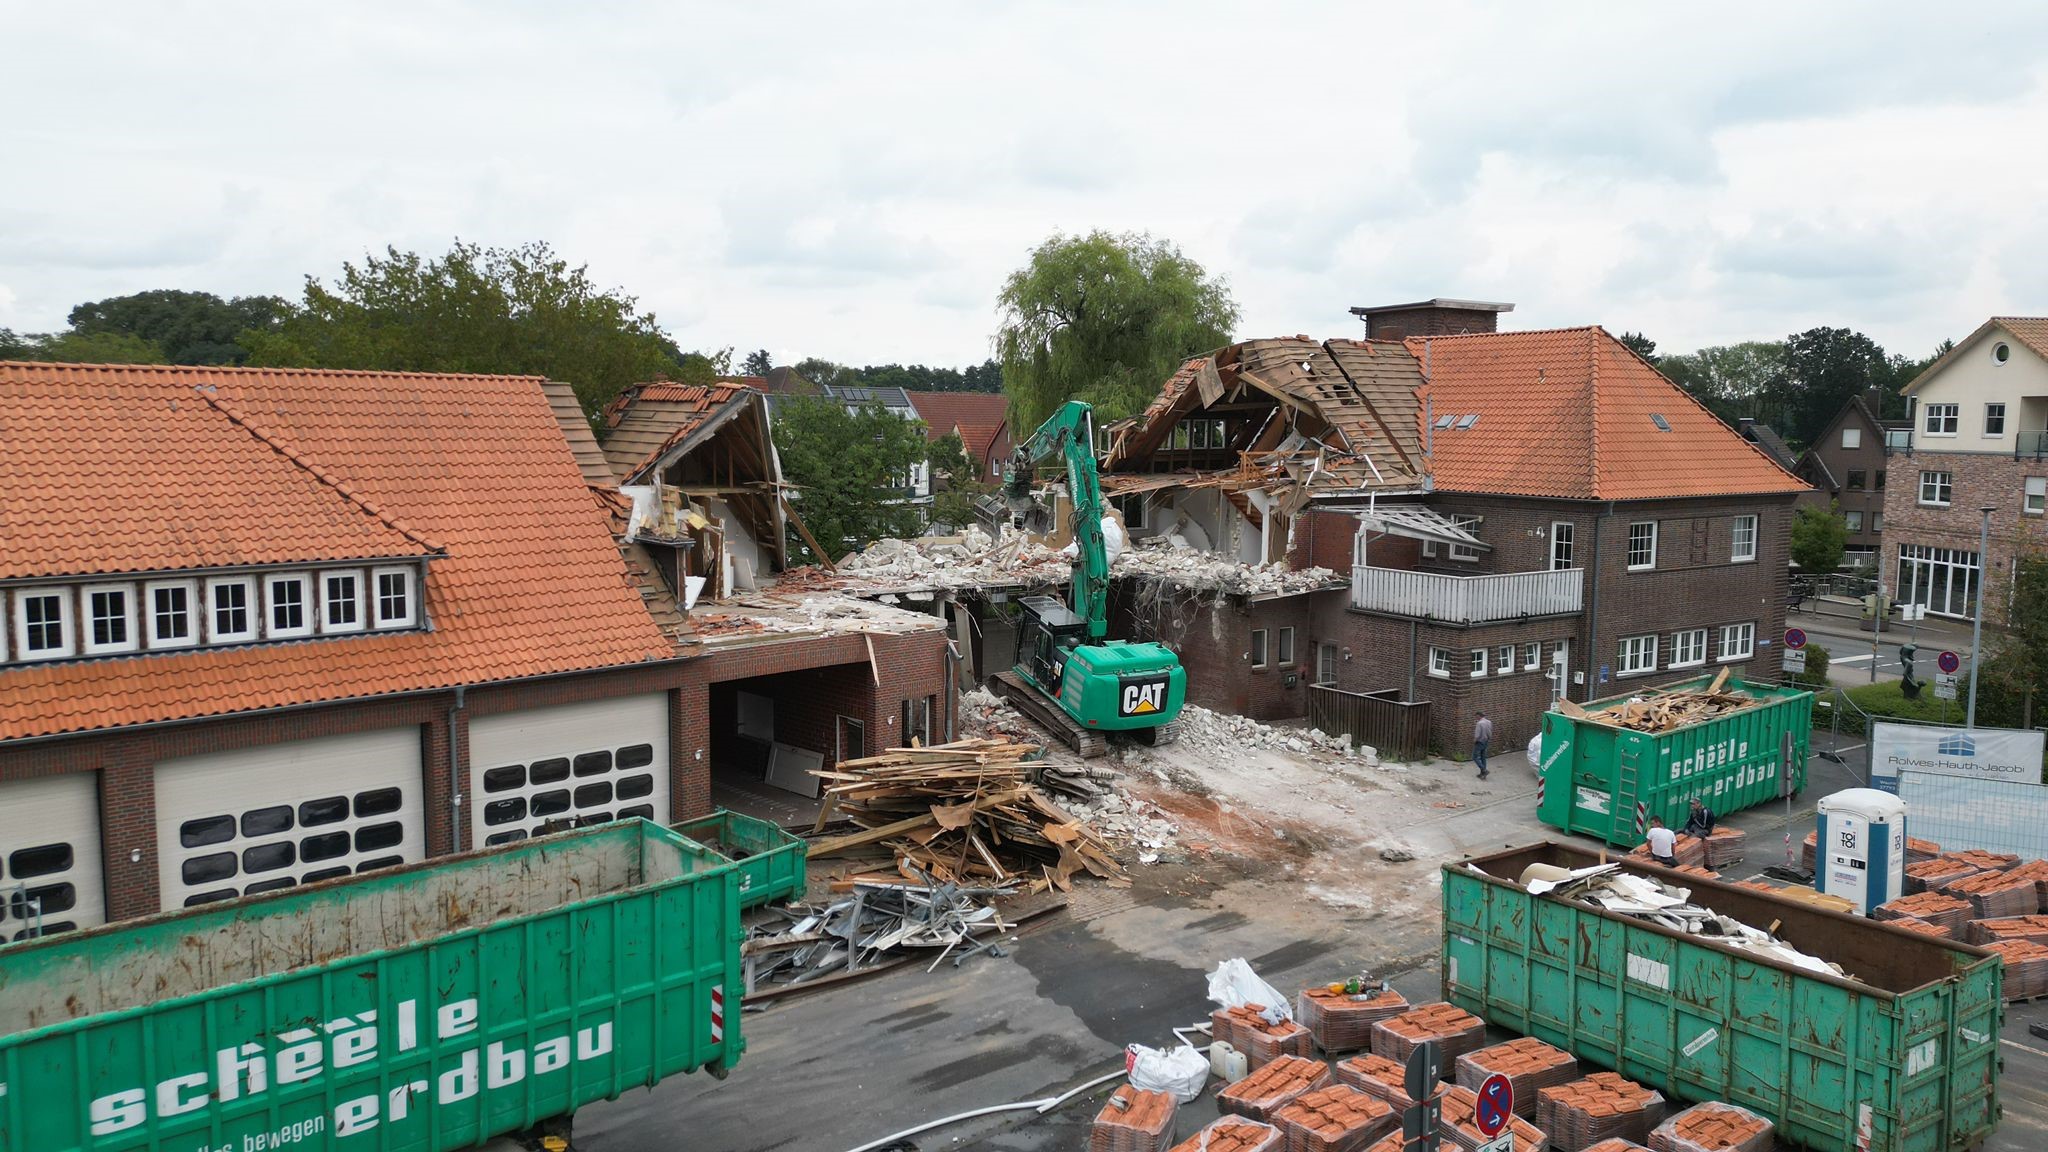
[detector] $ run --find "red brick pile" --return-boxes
[1369,1003,1486,1064]
[1218,1056,1332,1123]
[1945,869,2040,920]
[1905,836,1943,865]
[1800,832,1816,873]
[1905,856,1978,895]
[1985,939,2048,1001]
[1965,915,2048,947]
[1949,848,2021,873]
[1629,834,1706,869]
[1535,1072,1666,1150]
[1669,864,1720,881]
[1297,986,1410,1053]
[1874,891,1971,937]
[1092,1086,1178,1152]
[1168,1117,1283,1152]
[1333,1053,1418,1113]
[1455,1038,1578,1118]
[1887,916,1954,940]
[1273,1085,1396,1152]
[1702,826,1747,870]
[1583,1142,1651,1152]
[2006,859,2048,911]
[1647,1101,1774,1151]
[1437,1084,1551,1151]
[1214,1006,1316,1069]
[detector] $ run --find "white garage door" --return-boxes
[155,728,424,909]
[468,695,669,848]
[0,775,104,941]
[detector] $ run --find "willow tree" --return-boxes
[994,231,1237,432]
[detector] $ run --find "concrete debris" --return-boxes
[1174,706,1377,764]
[693,591,944,643]
[1376,847,1415,864]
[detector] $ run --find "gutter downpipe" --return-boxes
[1584,503,1612,703]
[449,686,467,854]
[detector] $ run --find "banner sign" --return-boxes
[1871,722,2046,793]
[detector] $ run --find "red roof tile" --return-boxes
[599,381,758,482]
[1405,327,1808,500]
[0,362,671,743]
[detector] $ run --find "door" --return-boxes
[468,694,670,848]
[0,774,104,940]
[1317,643,1338,686]
[155,728,425,909]
[1550,640,1571,703]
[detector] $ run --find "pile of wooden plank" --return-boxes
[807,736,1124,891]
[1560,668,1759,733]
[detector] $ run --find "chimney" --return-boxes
[1737,417,1756,434]
[1349,298,1514,341]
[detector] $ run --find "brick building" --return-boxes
[1882,317,2048,625]
[1790,392,1908,568]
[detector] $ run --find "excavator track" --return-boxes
[991,670,1109,759]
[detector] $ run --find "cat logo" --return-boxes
[1121,679,1167,716]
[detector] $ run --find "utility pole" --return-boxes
[1965,506,1994,729]
[1869,571,1885,683]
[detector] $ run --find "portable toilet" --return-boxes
[1815,788,1907,916]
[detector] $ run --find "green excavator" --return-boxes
[990,400,1187,757]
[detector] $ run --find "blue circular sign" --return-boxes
[1784,627,1807,650]
[1476,1073,1513,1137]
[1938,650,1961,674]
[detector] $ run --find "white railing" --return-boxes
[1350,565,1584,623]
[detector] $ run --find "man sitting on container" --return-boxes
[1645,816,1678,867]
[1682,798,1716,839]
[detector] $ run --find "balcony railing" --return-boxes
[1883,428,1913,455]
[1351,565,1584,623]
[2018,430,2048,460]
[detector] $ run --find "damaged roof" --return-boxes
[601,380,761,483]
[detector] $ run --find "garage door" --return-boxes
[468,695,669,848]
[0,775,104,941]
[155,728,424,909]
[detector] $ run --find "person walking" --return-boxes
[1645,816,1678,867]
[1472,712,1493,780]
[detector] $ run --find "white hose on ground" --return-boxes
[834,1066,1127,1152]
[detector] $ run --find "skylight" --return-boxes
[1434,415,1457,429]
[1455,414,1480,430]
[1650,414,1671,431]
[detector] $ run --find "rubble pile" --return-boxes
[1559,668,1756,732]
[1529,864,1852,977]
[1176,705,1377,763]
[830,530,1070,591]
[1121,540,1342,596]
[742,877,1018,990]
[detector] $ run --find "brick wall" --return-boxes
[1880,451,2048,626]
[1365,307,1503,340]
[1117,583,1317,721]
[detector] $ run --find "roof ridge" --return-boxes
[1586,327,1603,499]
[1397,324,1601,342]
[2,360,547,383]
[198,390,446,555]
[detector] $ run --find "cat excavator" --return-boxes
[990,400,1186,757]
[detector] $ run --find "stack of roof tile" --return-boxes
[1365,1137,1454,1152]
[1092,1086,1178,1152]
[1945,869,2040,920]
[1214,1006,1316,1069]
[1965,915,2048,947]
[1875,892,1972,937]
[1905,856,1978,895]
[1168,1117,1283,1152]
[1629,835,1706,869]
[1905,837,1944,865]
[1333,1054,1417,1113]
[1536,1072,1665,1151]
[1702,827,1747,870]
[1369,1003,1486,1064]
[2007,859,2048,912]
[1889,916,1955,940]
[1800,832,1816,874]
[1583,1142,1651,1152]
[1298,986,1410,1053]
[1438,1084,1550,1151]
[1455,1038,1578,1118]
[1647,1102,1774,1151]
[1949,849,2021,873]
[1669,864,1720,881]
[1986,940,2048,1001]
[1219,1057,1333,1123]
[1273,1085,1397,1152]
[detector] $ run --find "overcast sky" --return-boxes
[4,2,2046,367]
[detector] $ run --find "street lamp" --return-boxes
[1965,506,1995,730]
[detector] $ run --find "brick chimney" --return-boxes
[1349,298,1514,341]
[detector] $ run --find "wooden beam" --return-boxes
[781,495,835,571]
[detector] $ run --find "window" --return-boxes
[1718,623,1755,661]
[1846,469,1866,491]
[146,580,198,649]
[1994,341,2012,364]
[2025,477,2046,516]
[1670,629,1706,668]
[1434,414,1457,430]
[1874,470,1887,491]
[83,584,137,655]
[1496,645,1515,675]
[1844,510,1863,533]
[1428,647,1452,678]
[1448,515,1482,563]
[372,567,416,629]
[1872,512,1884,533]
[207,577,256,643]
[1454,413,1479,430]
[1113,493,1149,531]
[322,570,364,634]
[1627,522,1657,570]
[1898,544,1981,617]
[1618,635,1657,676]
[1468,648,1487,678]
[267,574,311,639]
[1918,471,1953,506]
[1649,414,1671,432]
[17,591,72,659]
[1317,643,1338,685]
[1550,522,1576,570]
[1985,403,2007,437]
[1276,627,1294,666]
[1923,403,1958,435]
[1174,418,1227,450]
[1250,629,1268,668]
[1731,515,1757,562]
[1841,427,1862,449]
[1522,642,1541,671]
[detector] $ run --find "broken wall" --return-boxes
[1113,583,1332,722]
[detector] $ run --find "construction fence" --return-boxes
[1307,685,1430,762]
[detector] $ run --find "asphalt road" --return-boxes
[1787,609,1975,686]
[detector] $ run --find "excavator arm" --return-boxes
[1002,400,1109,640]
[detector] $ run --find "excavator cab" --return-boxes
[1016,595,1088,701]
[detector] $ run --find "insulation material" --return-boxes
[1905,856,1978,895]
[1455,1038,1578,1119]
[1536,1072,1665,1151]
[1297,985,1409,1054]
[1701,826,1746,871]
[1875,891,1972,938]
[1965,914,2048,947]
[1168,1117,1283,1152]
[1092,1085,1179,1152]
[1217,1056,1332,1123]
[1944,868,2040,920]
[1986,939,2048,1001]
[1273,1085,1396,1152]
[1647,1102,1774,1151]
[1332,1053,1416,1113]
[1213,1005,1315,1069]
[1437,1084,1551,1151]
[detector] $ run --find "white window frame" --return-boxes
[1448,515,1483,563]
[1923,403,1958,436]
[2026,477,2046,516]
[1841,427,1861,449]
[1844,510,1863,534]
[0,590,7,663]
[1669,628,1706,669]
[1522,642,1541,671]
[1276,626,1294,667]
[1873,511,1884,533]
[1618,634,1657,676]
[15,588,74,660]
[1250,628,1268,669]
[1550,522,1575,570]
[206,576,258,644]
[144,579,200,650]
[321,569,366,635]
[1719,622,1755,662]
[265,573,313,640]
[1918,471,1952,507]
[1627,522,1657,571]
[1495,644,1515,676]
[1984,403,2006,437]
[1316,642,1338,685]
[81,583,139,656]
[1428,647,1452,678]
[371,566,417,629]
[1730,515,1757,563]
[1468,647,1487,679]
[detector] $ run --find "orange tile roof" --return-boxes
[903,391,1009,445]
[1902,316,2048,394]
[1405,327,1808,500]
[599,381,757,482]
[0,362,672,743]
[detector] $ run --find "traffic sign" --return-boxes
[1784,627,1807,651]
[1937,650,1961,674]
[1477,1134,1515,1152]
[1404,1040,1442,1105]
[1934,673,1958,701]
[1782,648,1807,674]
[1475,1073,1514,1137]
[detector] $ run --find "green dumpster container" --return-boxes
[674,809,807,909]
[1537,674,1812,847]
[1443,842,2002,1152]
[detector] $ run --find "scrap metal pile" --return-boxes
[744,875,1019,991]
[1559,669,1760,732]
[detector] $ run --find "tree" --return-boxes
[0,327,167,363]
[995,230,1237,430]
[790,357,853,389]
[1988,547,2048,729]
[926,429,990,530]
[242,240,703,419]
[1789,504,1847,573]
[1656,342,1788,427]
[1617,331,1658,363]
[742,348,774,377]
[67,289,287,365]
[1782,327,1891,447]
[772,395,933,561]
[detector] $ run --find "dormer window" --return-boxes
[146,580,199,649]
[207,577,256,643]
[322,570,365,634]
[267,574,312,639]
[373,567,416,629]
[17,590,73,659]
[83,585,138,655]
